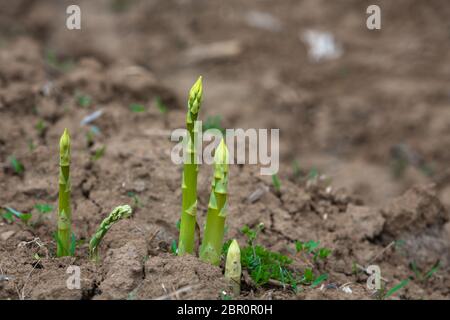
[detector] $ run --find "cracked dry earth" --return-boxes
[1,38,450,300]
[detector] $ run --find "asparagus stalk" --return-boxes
[57,128,72,257]
[225,239,241,296]
[178,76,203,255]
[89,205,132,262]
[200,139,229,265]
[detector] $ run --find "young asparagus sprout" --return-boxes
[225,239,241,296]
[57,128,72,257]
[200,139,229,265]
[178,76,203,255]
[89,205,132,262]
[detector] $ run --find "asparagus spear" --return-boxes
[57,128,72,257]
[178,76,203,255]
[200,139,229,265]
[225,239,241,296]
[89,205,132,262]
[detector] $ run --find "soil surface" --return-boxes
[1,0,450,299]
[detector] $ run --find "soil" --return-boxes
[1,0,450,300]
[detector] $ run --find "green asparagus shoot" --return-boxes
[89,205,132,262]
[57,128,73,257]
[225,239,241,296]
[200,139,229,265]
[178,76,203,256]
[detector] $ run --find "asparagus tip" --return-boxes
[188,76,203,115]
[214,138,229,166]
[59,128,71,165]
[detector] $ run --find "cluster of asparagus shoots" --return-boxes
[56,128,132,261]
[177,77,242,295]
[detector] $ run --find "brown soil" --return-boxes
[1,0,450,300]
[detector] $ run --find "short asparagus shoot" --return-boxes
[200,139,229,265]
[178,76,203,255]
[89,205,132,262]
[57,128,72,257]
[225,239,241,296]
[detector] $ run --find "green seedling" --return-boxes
[27,139,36,152]
[224,239,241,296]
[203,115,224,134]
[154,97,168,114]
[1,208,14,223]
[295,240,331,262]
[178,76,203,256]
[171,240,178,254]
[46,50,74,72]
[2,207,32,224]
[382,279,410,299]
[35,204,54,214]
[235,225,329,290]
[308,168,319,180]
[85,126,100,147]
[35,120,47,136]
[311,273,328,288]
[271,174,281,194]
[200,139,229,265]
[76,93,92,108]
[126,191,142,208]
[239,224,296,287]
[292,160,302,179]
[9,156,24,175]
[32,203,54,226]
[129,103,146,113]
[220,291,233,300]
[89,205,132,262]
[409,260,440,282]
[91,145,106,162]
[57,129,73,257]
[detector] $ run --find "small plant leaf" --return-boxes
[77,94,92,108]
[311,273,328,288]
[154,97,168,114]
[424,261,440,280]
[171,239,178,254]
[384,279,410,299]
[129,103,145,113]
[5,207,31,223]
[1,209,14,223]
[272,174,281,193]
[91,146,106,161]
[34,204,54,214]
[9,156,24,174]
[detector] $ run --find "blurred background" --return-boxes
[1,0,450,206]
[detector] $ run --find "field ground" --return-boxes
[0,0,449,299]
